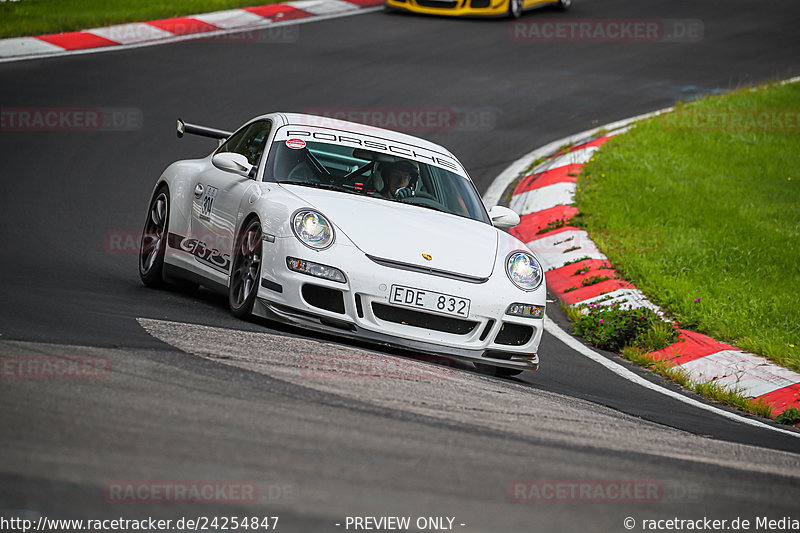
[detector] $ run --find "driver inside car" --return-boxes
[379,160,417,199]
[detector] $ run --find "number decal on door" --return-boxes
[199,186,218,220]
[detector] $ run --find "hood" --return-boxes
[283,185,498,279]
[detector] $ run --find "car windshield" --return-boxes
[263,139,490,224]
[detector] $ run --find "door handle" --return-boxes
[194,184,205,198]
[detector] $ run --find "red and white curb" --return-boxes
[487,112,800,422]
[0,0,383,62]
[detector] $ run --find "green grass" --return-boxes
[577,80,800,372]
[536,217,572,234]
[571,303,679,353]
[581,275,610,287]
[562,255,591,267]
[776,407,800,425]
[621,346,774,419]
[522,155,549,176]
[691,380,773,418]
[621,346,694,387]
[0,0,283,39]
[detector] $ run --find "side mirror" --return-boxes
[488,205,520,228]
[212,152,253,177]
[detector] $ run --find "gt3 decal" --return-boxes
[168,233,231,273]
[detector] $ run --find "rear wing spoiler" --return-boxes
[176,118,232,140]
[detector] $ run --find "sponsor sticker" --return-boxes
[285,138,306,149]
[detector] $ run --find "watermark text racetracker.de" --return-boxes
[301,107,500,132]
[534,228,663,255]
[659,108,800,132]
[88,20,299,44]
[103,480,293,504]
[108,227,664,259]
[509,479,703,504]
[1,107,143,131]
[1,356,110,379]
[622,515,800,531]
[106,230,234,263]
[194,26,299,44]
[0,514,281,532]
[510,19,703,42]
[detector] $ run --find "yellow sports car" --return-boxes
[386,0,569,18]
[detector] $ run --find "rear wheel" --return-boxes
[475,363,524,378]
[139,188,170,288]
[508,0,523,18]
[139,186,198,292]
[229,218,263,318]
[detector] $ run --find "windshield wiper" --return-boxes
[400,200,447,214]
[280,181,358,195]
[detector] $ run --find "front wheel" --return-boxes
[229,218,263,318]
[508,0,523,18]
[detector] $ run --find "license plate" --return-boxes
[389,285,471,318]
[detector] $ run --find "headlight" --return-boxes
[506,252,543,291]
[292,210,334,250]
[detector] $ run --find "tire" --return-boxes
[228,217,263,318]
[508,0,523,18]
[139,186,199,292]
[139,187,171,288]
[474,363,524,378]
[557,0,571,10]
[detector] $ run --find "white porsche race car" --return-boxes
[139,113,546,376]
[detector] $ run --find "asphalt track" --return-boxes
[1,0,800,530]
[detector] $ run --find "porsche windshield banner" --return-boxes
[274,125,466,176]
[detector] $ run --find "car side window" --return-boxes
[219,120,272,166]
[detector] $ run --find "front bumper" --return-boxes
[254,235,545,371]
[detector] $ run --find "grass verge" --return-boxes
[0,0,283,39]
[622,346,774,419]
[576,80,800,373]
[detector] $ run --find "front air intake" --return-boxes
[372,303,478,335]
[494,323,533,346]
[302,284,345,314]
